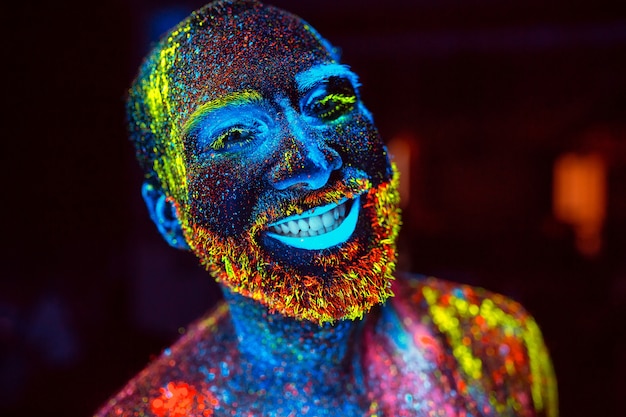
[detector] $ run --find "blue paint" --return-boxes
[189,105,272,155]
[295,63,360,95]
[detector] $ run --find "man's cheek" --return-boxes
[188,175,260,237]
[333,127,389,182]
[333,117,381,151]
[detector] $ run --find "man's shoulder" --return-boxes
[391,274,534,324]
[94,303,233,417]
[383,274,558,417]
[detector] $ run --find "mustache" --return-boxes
[251,167,372,227]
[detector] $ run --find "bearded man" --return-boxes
[96,1,558,416]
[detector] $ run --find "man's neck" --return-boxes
[221,286,367,396]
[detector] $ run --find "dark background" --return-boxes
[2,0,625,415]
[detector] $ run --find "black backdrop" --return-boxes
[3,1,625,416]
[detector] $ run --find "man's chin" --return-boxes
[259,221,373,285]
[185,165,401,324]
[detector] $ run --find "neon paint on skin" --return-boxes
[130,1,397,323]
[97,1,558,416]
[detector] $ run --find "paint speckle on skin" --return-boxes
[128,0,398,324]
[96,278,557,416]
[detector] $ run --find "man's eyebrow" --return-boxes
[295,64,361,93]
[183,90,263,134]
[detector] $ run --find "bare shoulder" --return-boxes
[94,303,234,417]
[388,274,558,417]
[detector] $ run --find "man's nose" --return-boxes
[268,134,343,191]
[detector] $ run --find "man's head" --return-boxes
[128,0,401,324]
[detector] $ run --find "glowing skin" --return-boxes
[96,277,558,417]
[179,69,398,321]
[98,1,558,416]
[133,2,398,323]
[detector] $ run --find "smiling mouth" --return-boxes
[266,197,360,250]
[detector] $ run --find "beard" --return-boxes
[180,164,401,325]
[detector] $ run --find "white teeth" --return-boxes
[297,219,309,231]
[288,220,299,235]
[322,212,334,228]
[267,197,361,250]
[268,200,351,238]
[308,216,323,232]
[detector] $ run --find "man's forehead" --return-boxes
[162,8,340,118]
[183,36,336,96]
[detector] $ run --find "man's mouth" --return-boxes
[266,197,360,250]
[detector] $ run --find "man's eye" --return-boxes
[305,77,358,123]
[188,108,271,157]
[310,93,356,122]
[209,127,256,151]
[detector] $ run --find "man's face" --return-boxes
[152,6,401,323]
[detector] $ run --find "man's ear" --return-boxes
[141,182,191,250]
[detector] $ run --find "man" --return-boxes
[97,1,557,415]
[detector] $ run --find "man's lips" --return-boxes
[266,197,360,250]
